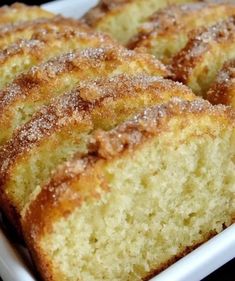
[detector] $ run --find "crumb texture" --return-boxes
[32,100,235,281]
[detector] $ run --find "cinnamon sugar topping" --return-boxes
[92,98,235,159]
[207,59,235,105]
[172,16,235,83]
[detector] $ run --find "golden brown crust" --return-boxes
[22,98,235,242]
[171,16,235,89]
[0,92,92,184]
[0,46,163,113]
[0,3,54,26]
[0,46,169,145]
[89,98,235,159]
[0,46,167,114]
[0,39,45,65]
[0,15,92,49]
[206,59,235,106]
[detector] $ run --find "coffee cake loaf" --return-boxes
[128,2,235,63]
[83,0,197,44]
[22,98,235,281]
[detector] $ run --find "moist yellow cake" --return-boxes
[0,74,195,230]
[0,46,169,146]
[128,2,235,64]
[0,3,54,26]
[83,0,197,44]
[171,16,235,96]
[22,98,235,281]
[206,59,235,108]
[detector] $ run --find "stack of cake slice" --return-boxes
[0,2,234,281]
[83,0,199,44]
[85,1,235,107]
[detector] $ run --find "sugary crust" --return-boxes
[83,0,133,27]
[0,24,115,88]
[0,46,169,144]
[89,98,235,159]
[0,39,45,65]
[0,25,112,65]
[0,3,54,26]
[171,16,235,85]
[30,24,113,45]
[0,15,92,49]
[0,46,159,104]
[0,75,193,184]
[0,45,170,111]
[206,59,235,106]
[22,98,235,241]
[128,2,235,50]
[0,46,167,114]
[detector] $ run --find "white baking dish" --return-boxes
[0,0,234,280]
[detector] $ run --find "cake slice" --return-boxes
[0,16,91,49]
[171,16,235,96]
[83,0,197,44]
[206,59,235,108]
[0,26,115,89]
[22,98,235,281]
[128,2,235,63]
[0,3,53,26]
[0,46,169,146]
[0,75,195,229]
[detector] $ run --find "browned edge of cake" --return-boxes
[206,59,235,106]
[170,16,235,94]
